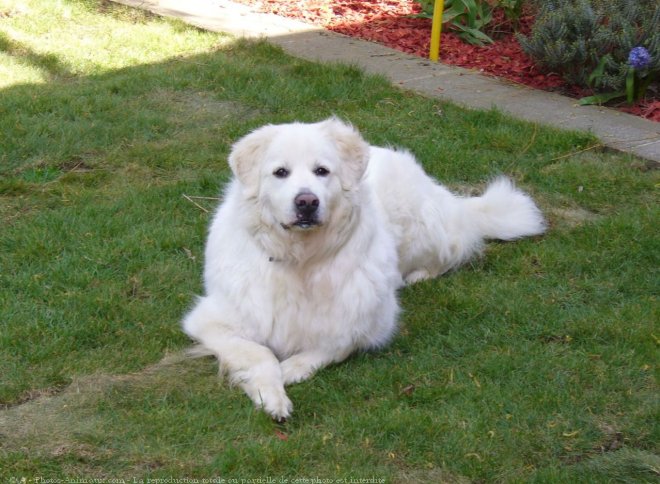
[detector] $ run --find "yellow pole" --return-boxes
[429,0,444,61]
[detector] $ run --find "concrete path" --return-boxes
[114,0,660,162]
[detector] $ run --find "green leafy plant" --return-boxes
[415,0,528,45]
[580,47,656,105]
[518,0,659,103]
[497,0,526,25]
[415,0,495,46]
[444,0,495,45]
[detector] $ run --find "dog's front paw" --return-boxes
[254,384,293,422]
[281,355,318,386]
[238,371,293,421]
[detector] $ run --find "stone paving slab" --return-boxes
[114,0,660,162]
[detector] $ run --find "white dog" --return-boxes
[182,118,545,421]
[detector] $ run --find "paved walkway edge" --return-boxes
[114,0,660,162]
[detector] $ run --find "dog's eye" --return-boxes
[273,167,290,178]
[314,166,330,177]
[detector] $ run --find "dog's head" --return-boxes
[228,117,369,232]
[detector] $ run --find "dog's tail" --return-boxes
[465,177,546,241]
[185,344,216,359]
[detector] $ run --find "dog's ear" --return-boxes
[320,117,369,190]
[228,125,278,192]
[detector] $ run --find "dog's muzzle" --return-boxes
[293,191,320,229]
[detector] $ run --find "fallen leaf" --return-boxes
[401,384,415,396]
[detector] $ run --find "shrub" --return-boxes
[518,0,659,98]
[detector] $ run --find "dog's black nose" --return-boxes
[294,192,319,218]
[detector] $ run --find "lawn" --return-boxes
[0,0,658,482]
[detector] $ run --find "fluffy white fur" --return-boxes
[182,118,545,420]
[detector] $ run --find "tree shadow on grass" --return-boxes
[0,31,74,79]
[0,40,303,173]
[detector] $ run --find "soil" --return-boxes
[233,0,660,122]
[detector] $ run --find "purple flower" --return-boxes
[628,47,651,70]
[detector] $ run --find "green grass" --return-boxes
[1,0,658,482]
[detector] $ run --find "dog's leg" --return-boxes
[222,338,293,421]
[182,298,292,421]
[403,269,431,285]
[280,347,354,386]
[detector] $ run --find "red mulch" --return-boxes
[234,0,660,122]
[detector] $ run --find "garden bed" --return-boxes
[234,0,660,122]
